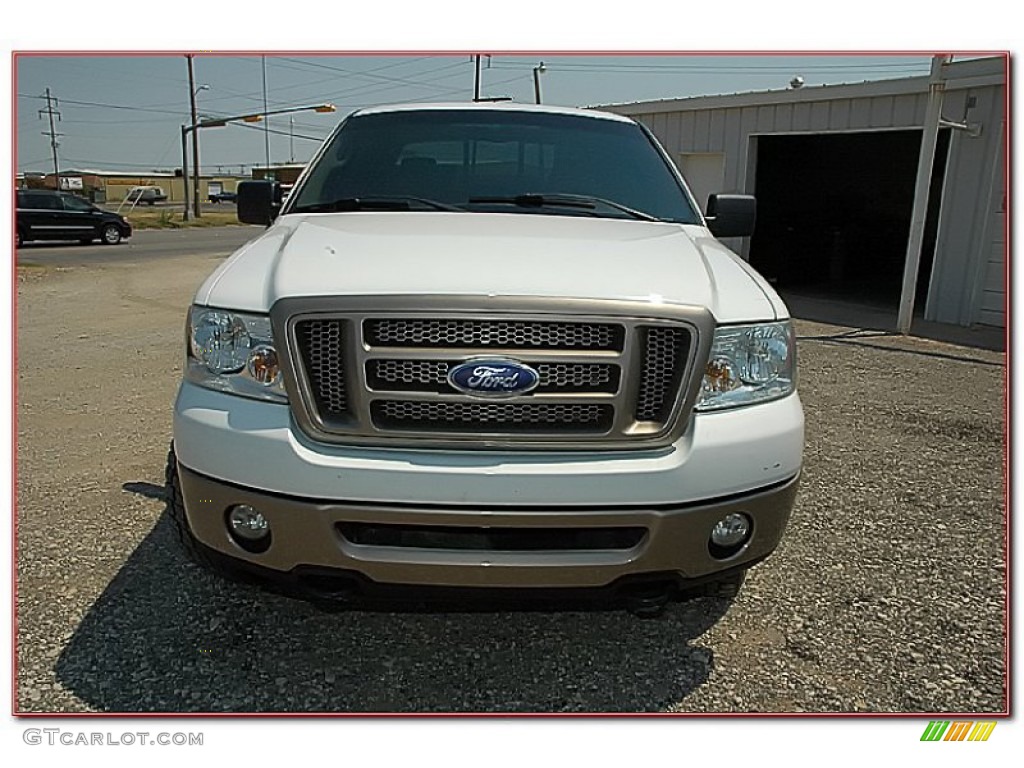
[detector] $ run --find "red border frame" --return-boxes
[10,49,1012,719]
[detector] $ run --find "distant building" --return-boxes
[601,56,1006,328]
[28,169,248,205]
[251,164,307,187]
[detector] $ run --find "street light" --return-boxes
[180,103,336,221]
[533,61,546,104]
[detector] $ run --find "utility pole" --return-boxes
[261,56,271,172]
[473,55,481,101]
[896,54,951,334]
[289,117,295,163]
[38,88,63,190]
[187,54,202,218]
[181,125,191,220]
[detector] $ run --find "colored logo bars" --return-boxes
[921,721,997,742]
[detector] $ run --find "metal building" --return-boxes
[603,56,1007,328]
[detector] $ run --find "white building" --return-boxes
[603,56,1007,328]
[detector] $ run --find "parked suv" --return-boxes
[16,190,132,246]
[169,103,803,615]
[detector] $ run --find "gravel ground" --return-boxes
[15,255,1006,713]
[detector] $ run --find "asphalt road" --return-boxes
[15,250,1007,713]
[15,225,263,266]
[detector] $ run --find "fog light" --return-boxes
[711,513,751,548]
[228,504,270,541]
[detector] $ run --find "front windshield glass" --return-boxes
[289,109,701,223]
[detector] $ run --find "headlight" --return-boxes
[696,321,795,411]
[185,306,287,403]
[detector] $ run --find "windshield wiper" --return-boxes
[466,193,660,222]
[292,196,463,213]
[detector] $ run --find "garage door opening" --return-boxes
[749,129,950,310]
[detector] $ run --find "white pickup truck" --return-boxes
[169,103,803,615]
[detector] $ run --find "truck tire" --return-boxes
[165,444,244,580]
[691,570,746,600]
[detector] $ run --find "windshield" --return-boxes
[288,109,701,223]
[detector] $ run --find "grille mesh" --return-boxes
[295,320,348,417]
[366,318,623,350]
[372,401,613,433]
[635,327,688,422]
[368,359,618,393]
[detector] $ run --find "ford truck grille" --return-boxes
[281,299,709,450]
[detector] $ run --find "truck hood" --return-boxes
[198,212,783,322]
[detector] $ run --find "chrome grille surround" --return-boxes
[272,296,715,451]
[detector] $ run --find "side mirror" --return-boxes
[706,194,757,238]
[237,180,282,225]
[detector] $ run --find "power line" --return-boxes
[60,116,176,125]
[61,157,179,169]
[486,58,931,73]
[229,120,324,142]
[19,93,186,116]
[278,56,468,93]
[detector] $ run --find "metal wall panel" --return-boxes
[978,127,1007,327]
[830,99,851,129]
[891,93,921,125]
[722,108,743,190]
[927,88,1005,325]
[870,96,895,126]
[810,100,831,131]
[709,109,727,153]
[849,98,872,129]
[792,101,812,132]
[774,102,793,133]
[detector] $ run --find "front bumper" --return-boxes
[173,382,804,507]
[177,463,799,589]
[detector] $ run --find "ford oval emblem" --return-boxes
[447,359,540,397]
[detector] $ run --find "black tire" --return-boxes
[165,444,241,580]
[101,223,122,245]
[16,229,24,248]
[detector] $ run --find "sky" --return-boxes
[14,54,948,176]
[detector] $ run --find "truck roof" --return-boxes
[351,101,635,124]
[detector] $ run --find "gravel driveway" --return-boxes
[15,255,1006,713]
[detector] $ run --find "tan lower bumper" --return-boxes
[178,463,799,589]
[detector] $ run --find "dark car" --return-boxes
[16,190,132,246]
[208,190,237,204]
